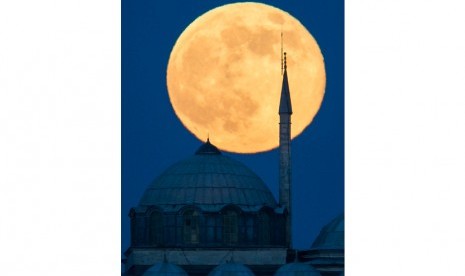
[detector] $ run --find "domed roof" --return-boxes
[274,262,320,276]
[208,263,255,276]
[143,262,188,276]
[311,213,344,250]
[139,141,277,212]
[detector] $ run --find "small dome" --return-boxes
[274,263,320,276]
[139,141,277,212]
[208,263,255,276]
[143,262,188,276]
[311,213,344,250]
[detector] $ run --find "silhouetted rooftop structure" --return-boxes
[311,214,344,250]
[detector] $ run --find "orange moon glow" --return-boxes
[167,2,325,153]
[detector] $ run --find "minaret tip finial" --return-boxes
[207,132,210,143]
[281,30,284,75]
[284,52,287,71]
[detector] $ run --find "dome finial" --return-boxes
[196,139,221,155]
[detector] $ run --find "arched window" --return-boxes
[258,212,270,245]
[183,210,199,244]
[149,211,163,245]
[223,210,238,245]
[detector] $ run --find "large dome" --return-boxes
[139,140,277,212]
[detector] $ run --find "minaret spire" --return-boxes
[279,53,292,114]
[279,52,292,248]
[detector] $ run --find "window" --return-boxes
[206,215,222,243]
[223,210,238,245]
[149,211,163,245]
[164,214,176,245]
[183,210,199,244]
[258,212,270,245]
[245,217,254,242]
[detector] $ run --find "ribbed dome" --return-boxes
[139,141,277,212]
[143,262,188,276]
[311,213,344,249]
[208,263,255,276]
[274,262,320,276]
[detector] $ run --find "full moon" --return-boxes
[167,3,325,153]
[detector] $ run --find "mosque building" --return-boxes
[123,54,344,276]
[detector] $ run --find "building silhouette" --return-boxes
[123,55,344,276]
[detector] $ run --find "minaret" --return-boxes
[279,52,292,247]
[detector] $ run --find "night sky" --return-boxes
[122,0,344,254]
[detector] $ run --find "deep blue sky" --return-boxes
[122,0,343,253]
